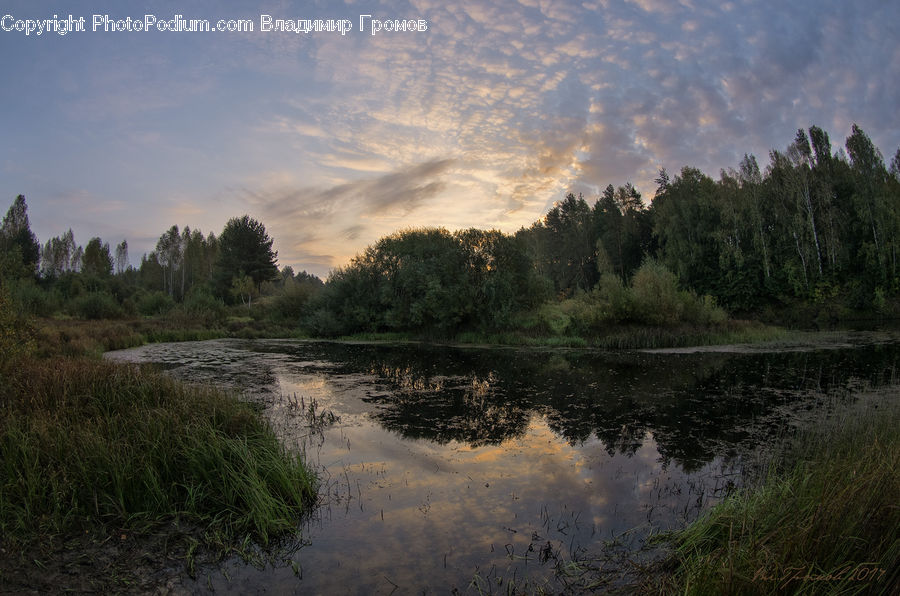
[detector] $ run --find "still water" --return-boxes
[106,336,899,593]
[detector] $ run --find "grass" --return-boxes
[335,320,786,351]
[658,391,899,595]
[31,315,309,359]
[0,293,317,591]
[588,320,788,349]
[0,357,316,544]
[451,320,785,350]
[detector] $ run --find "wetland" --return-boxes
[104,335,900,593]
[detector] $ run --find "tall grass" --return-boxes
[663,393,899,595]
[0,358,316,545]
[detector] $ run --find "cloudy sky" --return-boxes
[2,0,898,277]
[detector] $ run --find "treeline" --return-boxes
[0,201,321,323]
[307,123,900,334]
[655,125,900,311]
[2,122,899,335]
[306,228,545,335]
[512,124,900,313]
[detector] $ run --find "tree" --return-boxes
[651,167,722,295]
[213,215,278,300]
[156,225,182,298]
[0,195,40,278]
[40,229,78,278]
[81,237,113,278]
[891,148,900,182]
[519,193,596,295]
[845,124,892,279]
[138,252,165,293]
[230,272,257,311]
[455,228,543,328]
[594,183,648,282]
[115,240,129,275]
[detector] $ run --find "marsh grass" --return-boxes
[452,320,784,350]
[660,392,900,595]
[31,315,307,360]
[0,358,316,545]
[0,300,319,591]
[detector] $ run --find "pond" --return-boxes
[105,336,900,594]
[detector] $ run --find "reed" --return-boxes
[663,392,899,595]
[0,357,316,545]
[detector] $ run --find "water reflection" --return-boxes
[105,338,900,593]
[269,341,899,469]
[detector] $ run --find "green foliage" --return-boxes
[652,167,722,296]
[0,285,35,364]
[310,227,547,336]
[81,237,113,278]
[668,396,899,595]
[0,357,315,543]
[9,279,61,316]
[534,301,573,335]
[596,272,634,321]
[69,291,123,320]
[269,276,322,322]
[0,195,40,278]
[230,272,257,310]
[136,290,175,316]
[178,287,226,324]
[511,260,727,341]
[214,215,278,301]
[630,259,685,324]
[8,122,900,338]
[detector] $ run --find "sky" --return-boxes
[2,0,898,278]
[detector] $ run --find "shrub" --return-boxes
[596,273,635,323]
[136,290,175,316]
[69,291,123,320]
[11,280,60,316]
[535,302,573,335]
[270,283,318,322]
[0,286,35,364]
[178,288,226,324]
[685,294,727,326]
[630,259,685,325]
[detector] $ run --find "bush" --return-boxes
[535,302,573,335]
[136,290,175,316]
[69,291,123,320]
[303,307,343,337]
[10,280,60,316]
[0,286,35,364]
[178,288,226,324]
[596,273,635,322]
[270,283,318,322]
[630,259,685,325]
[683,293,727,326]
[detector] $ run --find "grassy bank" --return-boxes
[0,358,315,541]
[0,293,316,591]
[337,319,787,350]
[29,314,310,359]
[454,319,787,350]
[659,392,899,595]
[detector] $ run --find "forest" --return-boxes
[3,123,900,340]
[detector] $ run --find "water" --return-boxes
[105,336,900,593]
